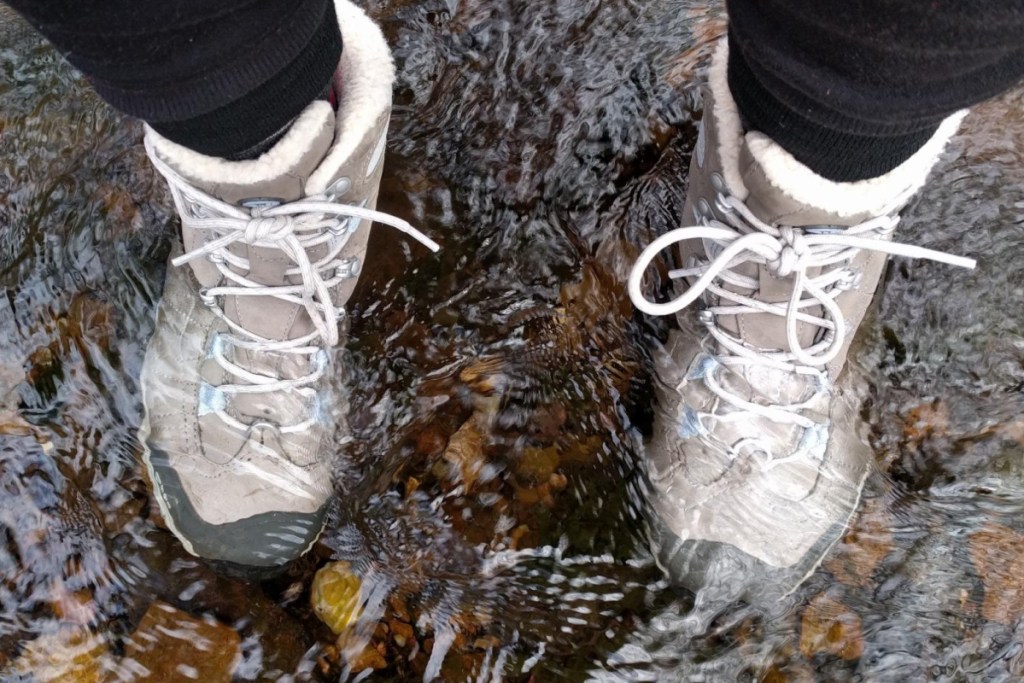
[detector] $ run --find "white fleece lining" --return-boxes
[143,0,395,194]
[707,40,750,202]
[308,0,395,193]
[708,39,968,218]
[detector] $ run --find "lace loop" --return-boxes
[628,196,976,367]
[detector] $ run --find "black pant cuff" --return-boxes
[147,1,341,159]
[726,31,940,182]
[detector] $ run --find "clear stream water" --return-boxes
[1,1,1023,681]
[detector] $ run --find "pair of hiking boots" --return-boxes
[138,0,971,598]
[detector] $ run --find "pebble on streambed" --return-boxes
[311,560,364,635]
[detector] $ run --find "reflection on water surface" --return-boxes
[1,1,1023,680]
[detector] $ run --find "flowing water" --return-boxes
[1,1,1023,680]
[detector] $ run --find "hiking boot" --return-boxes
[137,0,438,568]
[628,39,975,602]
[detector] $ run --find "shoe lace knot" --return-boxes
[769,226,809,278]
[244,214,295,243]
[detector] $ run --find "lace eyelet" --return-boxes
[198,288,217,307]
[205,331,226,359]
[329,216,361,236]
[697,198,712,220]
[187,199,207,218]
[714,193,733,214]
[836,268,863,290]
[325,177,352,201]
[710,172,727,194]
[311,349,330,372]
[878,217,899,235]
[335,256,362,279]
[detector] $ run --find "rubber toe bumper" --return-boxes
[145,448,328,568]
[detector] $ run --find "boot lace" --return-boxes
[147,137,440,434]
[627,189,976,441]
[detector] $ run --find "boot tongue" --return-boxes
[212,107,337,396]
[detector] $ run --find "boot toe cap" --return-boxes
[145,447,328,568]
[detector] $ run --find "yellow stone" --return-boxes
[311,561,364,635]
[349,645,387,673]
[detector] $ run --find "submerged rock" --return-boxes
[311,561,365,636]
[118,602,240,683]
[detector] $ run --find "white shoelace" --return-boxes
[628,191,976,435]
[147,138,440,433]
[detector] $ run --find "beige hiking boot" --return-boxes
[137,0,438,568]
[628,40,974,602]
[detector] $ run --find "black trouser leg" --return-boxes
[6,0,342,159]
[726,0,1024,181]
[8,1,1024,173]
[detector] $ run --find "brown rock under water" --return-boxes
[824,496,895,588]
[799,593,865,661]
[121,602,240,683]
[968,523,1024,625]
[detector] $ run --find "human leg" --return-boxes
[630,1,1023,602]
[7,0,438,568]
[727,0,1024,182]
[6,0,342,159]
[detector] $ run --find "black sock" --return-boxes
[222,83,336,161]
[726,33,940,183]
[146,12,341,161]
